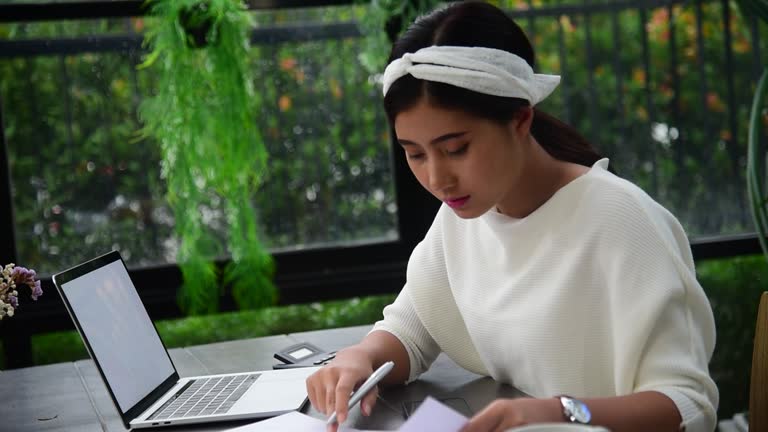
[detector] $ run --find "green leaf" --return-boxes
[746,68,768,262]
[735,0,768,23]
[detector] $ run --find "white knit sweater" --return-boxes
[372,159,718,431]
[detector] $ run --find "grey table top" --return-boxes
[0,325,525,431]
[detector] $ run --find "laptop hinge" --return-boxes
[124,372,179,427]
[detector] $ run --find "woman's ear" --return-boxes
[511,106,534,137]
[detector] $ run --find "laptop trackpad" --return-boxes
[229,369,317,414]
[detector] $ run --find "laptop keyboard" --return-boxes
[147,373,261,420]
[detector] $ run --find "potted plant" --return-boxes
[138,0,275,314]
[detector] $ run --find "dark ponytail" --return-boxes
[383,1,604,169]
[531,109,603,167]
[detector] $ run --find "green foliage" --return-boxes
[350,0,768,239]
[740,0,768,261]
[138,0,276,313]
[736,0,768,22]
[697,254,768,418]
[355,0,443,74]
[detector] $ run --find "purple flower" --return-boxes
[31,280,43,301]
[12,266,36,286]
[10,266,42,301]
[9,294,18,308]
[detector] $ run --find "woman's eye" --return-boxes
[447,144,469,156]
[407,153,425,160]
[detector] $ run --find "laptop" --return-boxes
[52,250,319,429]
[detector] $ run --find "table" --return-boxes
[0,325,526,431]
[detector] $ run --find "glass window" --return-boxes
[1,5,397,274]
[509,1,764,238]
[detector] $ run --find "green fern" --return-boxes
[356,0,444,74]
[138,0,276,314]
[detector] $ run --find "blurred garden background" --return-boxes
[1,0,766,421]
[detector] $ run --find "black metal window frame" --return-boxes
[0,0,762,369]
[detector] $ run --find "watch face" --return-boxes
[572,400,591,423]
[561,397,591,424]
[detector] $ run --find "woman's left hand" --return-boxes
[461,397,563,432]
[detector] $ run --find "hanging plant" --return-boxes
[138,0,276,314]
[356,0,443,74]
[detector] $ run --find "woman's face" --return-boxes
[394,99,531,219]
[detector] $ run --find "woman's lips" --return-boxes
[445,195,470,209]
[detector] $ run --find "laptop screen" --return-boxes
[59,258,175,412]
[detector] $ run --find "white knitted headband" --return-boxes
[382,45,561,106]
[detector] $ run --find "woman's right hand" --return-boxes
[306,345,379,429]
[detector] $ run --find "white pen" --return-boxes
[326,361,395,426]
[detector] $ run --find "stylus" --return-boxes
[326,361,395,425]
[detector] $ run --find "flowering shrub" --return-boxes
[0,264,42,319]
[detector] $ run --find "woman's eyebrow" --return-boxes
[397,131,468,146]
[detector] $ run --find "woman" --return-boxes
[306,2,718,431]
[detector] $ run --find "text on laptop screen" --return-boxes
[61,260,175,412]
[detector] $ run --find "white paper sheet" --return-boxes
[224,396,468,432]
[223,411,386,432]
[399,396,468,432]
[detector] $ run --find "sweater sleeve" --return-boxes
[369,209,452,383]
[370,285,441,382]
[597,191,718,432]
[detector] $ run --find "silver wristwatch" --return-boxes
[558,395,592,424]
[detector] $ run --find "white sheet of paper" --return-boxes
[399,396,468,432]
[223,411,386,432]
[224,396,469,432]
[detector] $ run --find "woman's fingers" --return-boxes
[307,367,338,414]
[306,370,324,413]
[360,386,379,416]
[322,367,343,415]
[306,378,319,413]
[324,385,336,417]
[332,375,357,424]
[326,419,340,432]
[304,346,377,423]
[461,400,507,432]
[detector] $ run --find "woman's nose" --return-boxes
[428,160,455,192]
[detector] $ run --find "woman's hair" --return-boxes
[383,1,603,168]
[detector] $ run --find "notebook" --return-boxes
[52,250,318,429]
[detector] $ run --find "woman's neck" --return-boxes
[496,138,589,218]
